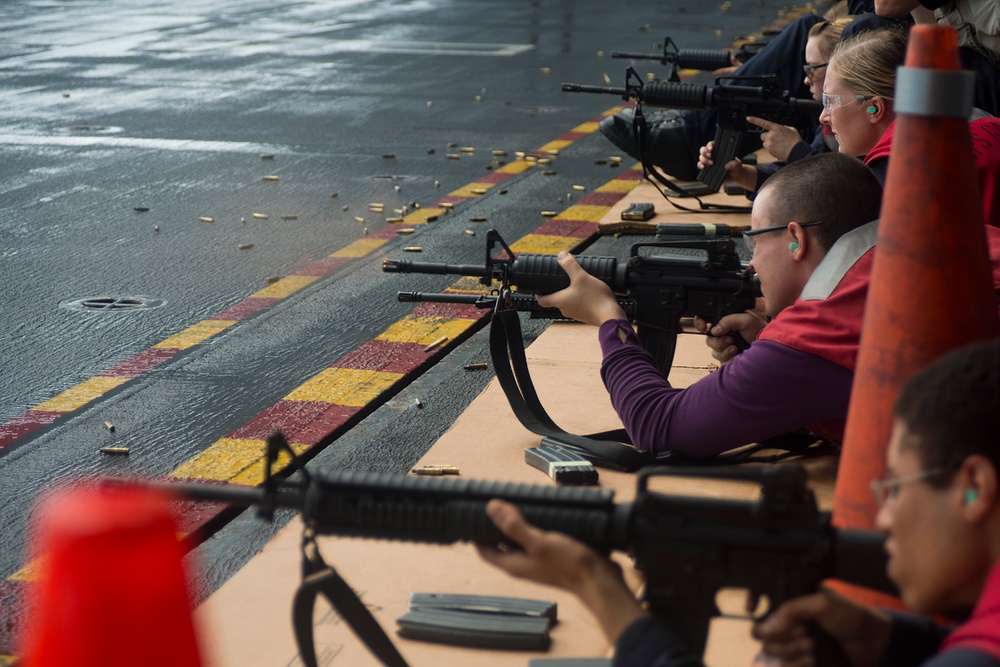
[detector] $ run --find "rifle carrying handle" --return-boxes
[697,124,741,192]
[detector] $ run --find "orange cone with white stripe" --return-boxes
[831,24,999,605]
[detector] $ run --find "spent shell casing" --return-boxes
[498,189,508,195]
[541,210,557,217]
[263,174,280,181]
[404,246,422,252]
[260,153,275,159]
[572,185,586,191]
[386,217,404,223]
[103,421,115,432]
[463,362,488,371]
[470,217,487,222]
[134,205,150,212]
[415,397,423,408]
[446,153,461,159]
[397,227,416,234]
[537,157,551,165]
[238,243,254,250]
[411,467,443,476]
[354,216,365,223]
[447,142,457,148]
[460,146,475,153]
[281,214,298,220]
[471,188,486,195]
[251,213,268,219]
[421,465,460,475]
[465,229,475,236]
[265,276,281,284]
[199,216,214,223]
[100,446,130,456]
[382,153,396,159]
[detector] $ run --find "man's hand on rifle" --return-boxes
[751,587,892,667]
[535,252,628,327]
[698,141,758,192]
[746,116,804,162]
[477,499,648,645]
[695,312,766,363]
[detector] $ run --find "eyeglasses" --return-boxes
[742,220,823,257]
[870,468,949,508]
[822,92,871,114]
[802,62,828,79]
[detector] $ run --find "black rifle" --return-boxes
[611,36,765,82]
[563,67,823,192]
[137,433,895,667]
[383,229,758,376]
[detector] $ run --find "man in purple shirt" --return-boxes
[536,152,883,458]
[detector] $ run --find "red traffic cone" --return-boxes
[831,24,1000,606]
[19,482,205,667]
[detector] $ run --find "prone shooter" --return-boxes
[383,229,759,377]
[563,66,822,192]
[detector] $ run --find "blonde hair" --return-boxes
[808,17,855,61]
[828,28,908,100]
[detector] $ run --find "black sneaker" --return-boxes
[598,107,700,181]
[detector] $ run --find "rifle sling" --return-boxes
[490,303,654,472]
[292,545,410,667]
[490,302,833,470]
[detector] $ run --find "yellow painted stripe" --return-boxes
[510,234,584,255]
[152,319,237,350]
[331,238,389,259]
[596,177,643,193]
[230,441,311,485]
[449,182,495,198]
[376,314,477,346]
[403,207,445,225]
[30,376,130,413]
[8,558,41,582]
[445,277,492,294]
[496,160,535,175]
[1,655,18,666]
[571,121,601,134]
[597,105,626,118]
[556,204,610,222]
[170,437,311,483]
[538,139,571,154]
[284,368,403,406]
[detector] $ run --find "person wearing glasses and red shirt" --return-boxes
[479,338,1000,666]
[536,152,883,458]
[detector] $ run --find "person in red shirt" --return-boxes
[479,339,1000,667]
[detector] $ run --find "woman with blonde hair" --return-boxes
[697,17,858,194]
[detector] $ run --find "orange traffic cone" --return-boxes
[19,482,205,667]
[831,24,1000,605]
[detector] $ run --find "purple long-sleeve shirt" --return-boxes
[598,321,854,458]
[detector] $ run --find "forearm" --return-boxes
[599,322,854,455]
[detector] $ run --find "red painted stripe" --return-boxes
[410,302,489,320]
[578,191,628,207]
[0,411,62,449]
[614,169,644,182]
[99,348,181,378]
[167,481,237,536]
[228,400,359,445]
[331,339,431,373]
[474,172,515,185]
[534,219,599,239]
[559,131,588,141]
[367,226,400,240]
[210,298,280,322]
[294,256,352,276]
[0,579,25,654]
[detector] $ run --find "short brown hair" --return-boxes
[756,152,883,251]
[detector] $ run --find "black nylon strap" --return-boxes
[292,544,410,667]
[489,299,654,472]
